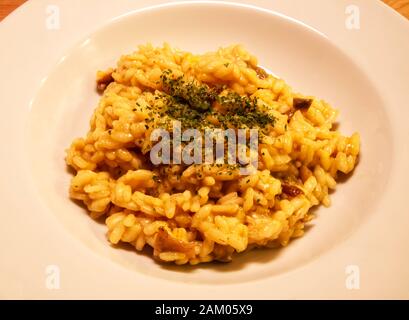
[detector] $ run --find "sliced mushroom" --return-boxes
[212,244,235,262]
[293,98,313,110]
[154,228,196,259]
[96,69,114,93]
[281,184,304,197]
[254,66,269,80]
[285,98,313,119]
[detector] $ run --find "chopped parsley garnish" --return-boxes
[157,70,276,131]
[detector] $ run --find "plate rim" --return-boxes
[1,0,409,299]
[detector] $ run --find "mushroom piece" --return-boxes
[254,66,269,80]
[96,69,114,93]
[154,228,196,259]
[292,98,313,110]
[281,184,304,197]
[285,98,313,119]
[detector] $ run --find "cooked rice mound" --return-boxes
[66,43,360,265]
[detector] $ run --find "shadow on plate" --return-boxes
[110,222,316,273]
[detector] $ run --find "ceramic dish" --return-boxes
[0,0,408,299]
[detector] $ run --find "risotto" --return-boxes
[66,43,360,265]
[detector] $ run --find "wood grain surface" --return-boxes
[383,0,409,19]
[1,0,409,21]
[0,0,26,21]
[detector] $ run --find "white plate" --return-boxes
[1,0,409,299]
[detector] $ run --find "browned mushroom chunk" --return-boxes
[96,71,114,93]
[255,66,269,80]
[293,98,313,110]
[281,184,304,197]
[285,98,313,120]
[212,244,235,262]
[154,228,196,259]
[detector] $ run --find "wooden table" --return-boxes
[1,0,409,21]
[384,0,409,18]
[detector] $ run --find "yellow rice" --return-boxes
[66,43,360,265]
